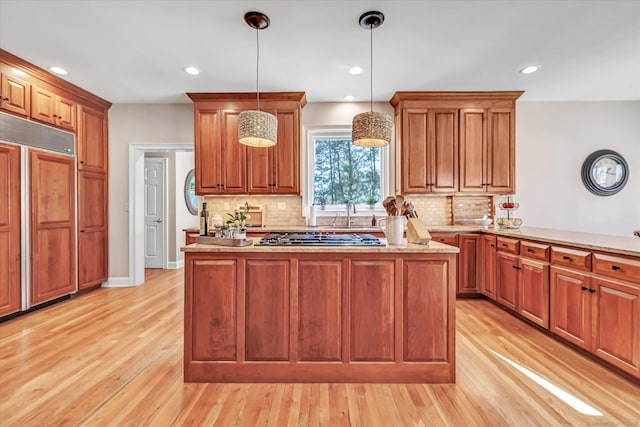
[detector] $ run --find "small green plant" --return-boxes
[366,196,378,206]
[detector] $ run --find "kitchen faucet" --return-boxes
[346,201,356,227]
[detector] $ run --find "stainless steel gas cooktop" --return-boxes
[257,232,383,246]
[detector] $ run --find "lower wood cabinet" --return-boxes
[496,252,518,310]
[458,234,480,295]
[184,251,456,383]
[518,258,549,328]
[479,235,497,299]
[550,266,592,350]
[77,171,108,289]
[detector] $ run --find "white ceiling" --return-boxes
[1,0,639,104]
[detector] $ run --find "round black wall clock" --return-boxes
[581,149,629,196]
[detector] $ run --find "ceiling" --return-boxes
[1,0,638,104]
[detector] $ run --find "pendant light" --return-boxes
[352,11,392,148]
[238,11,277,148]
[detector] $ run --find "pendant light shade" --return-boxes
[239,11,277,148]
[352,11,392,148]
[238,110,277,147]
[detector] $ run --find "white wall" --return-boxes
[516,102,640,237]
[109,104,193,277]
[174,151,197,263]
[106,101,640,282]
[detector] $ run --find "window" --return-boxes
[303,126,390,212]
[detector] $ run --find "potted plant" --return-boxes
[316,197,326,210]
[366,196,378,209]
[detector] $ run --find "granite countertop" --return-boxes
[182,239,459,254]
[483,226,640,257]
[184,225,640,257]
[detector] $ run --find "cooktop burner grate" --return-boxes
[257,232,383,246]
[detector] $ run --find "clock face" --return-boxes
[184,169,198,215]
[582,150,629,196]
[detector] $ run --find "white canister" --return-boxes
[378,216,406,245]
[308,205,317,227]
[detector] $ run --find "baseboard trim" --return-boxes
[167,259,184,270]
[102,277,134,287]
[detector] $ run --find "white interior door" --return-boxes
[144,158,166,268]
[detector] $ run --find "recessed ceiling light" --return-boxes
[344,95,355,101]
[49,66,68,75]
[520,65,539,74]
[183,66,200,75]
[348,66,363,75]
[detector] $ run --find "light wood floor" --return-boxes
[1,268,638,426]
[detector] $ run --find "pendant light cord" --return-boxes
[369,21,373,113]
[256,27,261,111]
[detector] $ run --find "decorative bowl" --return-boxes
[474,218,493,228]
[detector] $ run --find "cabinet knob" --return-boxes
[562,255,571,261]
[512,265,521,270]
[80,160,85,164]
[581,286,588,291]
[80,229,85,233]
[611,265,621,271]
[2,97,9,101]
[490,244,495,248]
[527,248,534,253]
[588,289,596,294]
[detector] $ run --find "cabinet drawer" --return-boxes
[496,237,519,254]
[551,247,592,271]
[430,232,458,247]
[520,241,550,261]
[593,253,640,284]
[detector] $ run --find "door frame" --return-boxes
[143,157,168,270]
[128,143,193,286]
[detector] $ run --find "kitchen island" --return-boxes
[182,239,458,383]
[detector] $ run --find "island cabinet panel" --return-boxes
[458,234,480,295]
[479,235,497,300]
[184,251,456,383]
[350,260,395,361]
[245,259,290,361]
[403,260,449,361]
[297,260,343,361]
[190,260,237,361]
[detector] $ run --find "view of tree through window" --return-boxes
[313,139,380,205]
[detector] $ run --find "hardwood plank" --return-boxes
[1,268,638,426]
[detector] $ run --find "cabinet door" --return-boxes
[550,266,591,350]
[55,95,77,132]
[458,234,480,294]
[78,105,107,173]
[0,73,30,117]
[518,258,550,328]
[459,108,487,193]
[78,171,108,289]
[31,85,57,126]
[591,276,640,377]
[0,143,21,316]
[272,109,299,194]
[480,235,497,300]
[486,108,514,193]
[194,107,222,194]
[401,109,429,193]
[220,110,246,193]
[496,252,518,310]
[428,109,458,192]
[30,150,76,305]
[246,143,272,193]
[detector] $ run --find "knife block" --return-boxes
[406,218,432,244]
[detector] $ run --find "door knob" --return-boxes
[154,218,163,223]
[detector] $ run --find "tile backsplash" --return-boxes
[202,195,492,227]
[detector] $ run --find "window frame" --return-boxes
[301,125,391,218]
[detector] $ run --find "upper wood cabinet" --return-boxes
[391,91,522,195]
[0,71,30,117]
[399,108,458,193]
[77,104,108,173]
[31,85,77,131]
[188,92,306,195]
